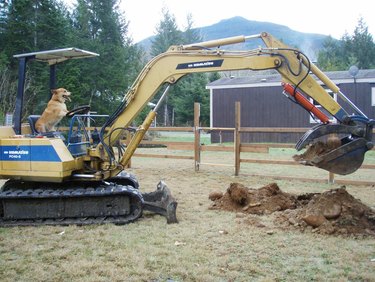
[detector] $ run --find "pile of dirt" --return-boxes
[209,183,375,237]
[210,183,296,215]
[293,136,341,163]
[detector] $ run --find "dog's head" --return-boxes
[51,88,71,103]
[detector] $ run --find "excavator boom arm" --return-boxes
[96,32,372,177]
[107,33,343,139]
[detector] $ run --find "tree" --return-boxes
[0,0,10,69]
[149,9,214,126]
[148,8,182,125]
[67,0,143,115]
[182,13,200,44]
[0,0,143,124]
[0,0,73,120]
[317,36,347,71]
[169,14,211,126]
[0,67,17,124]
[346,17,375,69]
[2,0,71,58]
[172,72,210,126]
[317,17,375,71]
[150,7,182,56]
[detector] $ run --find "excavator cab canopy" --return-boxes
[13,48,99,134]
[13,47,99,64]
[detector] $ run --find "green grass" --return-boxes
[154,132,211,144]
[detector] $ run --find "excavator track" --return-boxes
[0,180,143,227]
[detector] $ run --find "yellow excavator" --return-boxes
[0,32,373,226]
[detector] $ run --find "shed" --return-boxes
[206,69,375,143]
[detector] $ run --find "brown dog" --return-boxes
[35,88,71,133]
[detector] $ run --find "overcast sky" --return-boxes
[120,0,374,42]
[65,0,374,43]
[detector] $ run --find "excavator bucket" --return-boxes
[295,123,374,175]
[295,136,369,175]
[311,138,368,175]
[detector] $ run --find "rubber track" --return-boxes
[0,183,144,227]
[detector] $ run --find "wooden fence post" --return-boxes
[328,172,335,184]
[234,101,241,176]
[194,102,201,171]
[328,134,336,184]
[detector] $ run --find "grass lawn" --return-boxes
[1,145,375,281]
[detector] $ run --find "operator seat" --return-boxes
[27,115,65,140]
[27,115,41,135]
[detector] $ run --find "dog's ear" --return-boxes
[51,89,57,95]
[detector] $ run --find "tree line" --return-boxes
[0,1,374,126]
[317,17,375,71]
[0,0,143,125]
[0,0,217,126]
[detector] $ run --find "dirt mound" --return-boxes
[293,136,341,163]
[209,183,375,237]
[275,188,375,236]
[210,183,296,215]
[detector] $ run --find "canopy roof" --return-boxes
[14,47,99,65]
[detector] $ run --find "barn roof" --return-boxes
[206,69,375,89]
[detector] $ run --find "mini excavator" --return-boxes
[0,32,373,226]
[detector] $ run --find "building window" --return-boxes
[309,89,337,123]
[372,87,375,106]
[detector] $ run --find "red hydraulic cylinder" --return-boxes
[282,82,330,124]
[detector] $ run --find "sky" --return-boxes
[65,0,375,43]
[119,0,375,42]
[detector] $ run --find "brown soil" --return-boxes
[293,136,341,163]
[209,182,375,237]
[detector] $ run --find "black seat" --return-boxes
[27,115,41,135]
[27,115,63,139]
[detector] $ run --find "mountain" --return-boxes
[137,16,329,60]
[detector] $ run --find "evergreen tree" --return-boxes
[0,0,10,69]
[316,36,347,71]
[317,17,375,70]
[346,17,375,69]
[148,8,182,125]
[182,13,199,44]
[149,9,213,126]
[170,14,211,126]
[0,0,144,124]
[150,7,182,56]
[67,0,143,115]
[0,0,143,122]
[2,0,71,59]
[1,0,73,119]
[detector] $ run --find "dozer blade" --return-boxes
[295,123,373,175]
[142,181,178,224]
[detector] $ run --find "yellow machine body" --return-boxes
[0,134,82,182]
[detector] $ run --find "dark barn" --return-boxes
[206,70,375,143]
